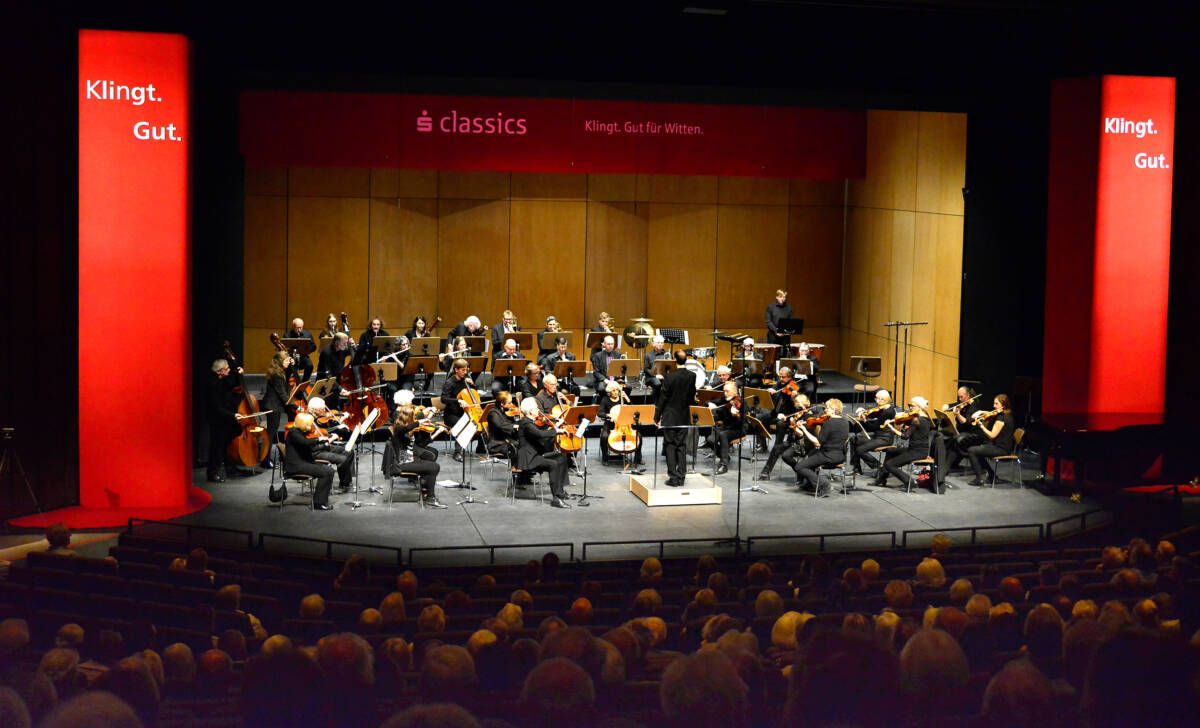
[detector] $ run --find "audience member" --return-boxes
[40,691,142,728]
[660,650,748,728]
[45,524,73,555]
[519,657,595,728]
[419,645,477,705]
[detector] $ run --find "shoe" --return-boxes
[968,478,984,486]
[816,489,831,498]
[425,497,448,509]
[551,497,572,509]
[755,443,767,453]
[666,478,683,487]
[715,464,728,475]
[630,466,646,475]
[851,466,863,476]
[206,475,225,483]
[452,451,465,463]
[758,470,771,481]
[315,504,333,511]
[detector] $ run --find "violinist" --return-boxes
[705,365,732,390]
[641,335,671,400]
[259,351,293,468]
[355,318,389,365]
[519,362,544,403]
[760,391,810,481]
[516,398,572,509]
[756,369,801,480]
[791,398,851,497]
[286,318,316,383]
[944,386,983,472]
[733,338,764,388]
[966,395,1016,486]
[306,397,352,441]
[871,396,935,492]
[486,390,521,464]
[539,337,580,396]
[850,389,899,475]
[387,404,447,508]
[706,381,745,475]
[441,358,475,462]
[590,335,627,402]
[491,338,525,395]
[490,309,520,360]
[295,396,355,494]
[319,313,339,341]
[206,358,244,482]
[284,413,335,510]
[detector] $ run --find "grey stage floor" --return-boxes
[178,438,1106,565]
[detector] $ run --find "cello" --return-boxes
[222,341,271,467]
[337,313,390,430]
[551,392,584,453]
[605,387,640,454]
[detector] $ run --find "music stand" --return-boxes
[696,389,725,406]
[560,404,599,504]
[541,331,572,352]
[462,336,488,357]
[649,360,678,378]
[505,331,533,352]
[780,358,814,378]
[410,337,442,357]
[404,356,439,393]
[463,356,488,375]
[688,406,717,476]
[554,360,587,391]
[585,331,613,350]
[492,358,525,392]
[280,338,316,357]
[743,387,774,412]
[777,317,804,337]
[312,377,337,399]
[371,336,403,355]
[607,358,641,387]
[729,359,762,380]
[370,362,399,383]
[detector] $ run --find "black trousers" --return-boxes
[794,450,843,489]
[314,447,354,488]
[762,430,797,475]
[852,434,893,468]
[397,459,440,496]
[967,443,1008,478]
[948,432,986,469]
[707,426,741,465]
[877,447,929,488]
[663,427,688,480]
[525,453,569,499]
[286,461,334,506]
[206,423,238,478]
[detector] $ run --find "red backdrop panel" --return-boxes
[79,30,191,508]
[239,92,866,179]
[1044,76,1174,425]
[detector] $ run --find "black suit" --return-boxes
[317,343,351,380]
[285,328,317,382]
[590,348,625,398]
[356,328,389,365]
[260,372,290,463]
[516,418,569,499]
[540,351,580,395]
[765,302,793,346]
[387,423,440,498]
[491,324,520,360]
[284,428,334,506]
[656,367,696,483]
[491,352,525,395]
[205,374,242,478]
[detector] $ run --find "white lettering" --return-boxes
[1104,117,1157,138]
[1134,152,1169,169]
[84,80,160,106]
[133,121,182,141]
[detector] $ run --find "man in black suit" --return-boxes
[490,310,520,362]
[286,317,316,383]
[590,335,625,402]
[516,399,572,508]
[540,337,580,396]
[655,350,697,487]
[205,358,243,482]
[765,289,793,346]
[642,335,671,401]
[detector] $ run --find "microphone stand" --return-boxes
[883,320,929,405]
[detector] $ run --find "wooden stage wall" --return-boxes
[242,110,966,403]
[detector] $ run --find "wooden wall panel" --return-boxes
[587,174,637,202]
[932,353,960,409]
[437,199,509,328]
[585,202,648,327]
[916,112,967,216]
[243,196,288,329]
[844,207,874,334]
[646,204,718,327]
[932,214,964,357]
[645,175,718,204]
[241,327,278,374]
[509,200,587,327]
[718,177,789,206]
[371,169,438,199]
[288,167,370,197]
[245,167,286,196]
[888,212,917,332]
[287,197,370,326]
[511,173,586,200]
[715,205,789,329]
[368,198,439,328]
[789,179,845,206]
[439,171,509,200]
[788,205,844,328]
[848,111,918,211]
[865,211,897,337]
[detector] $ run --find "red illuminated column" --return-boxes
[78,30,191,507]
[1043,76,1175,424]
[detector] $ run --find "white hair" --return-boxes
[911,396,929,408]
[465,316,481,328]
[307,396,326,412]
[543,374,558,386]
[652,335,665,344]
[520,398,540,417]
[211,359,228,373]
[716,365,730,375]
[876,389,891,400]
[505,338,517,349]
[744,338,755,346]
[394,390,414,406]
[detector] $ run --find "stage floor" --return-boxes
[176,439,1105,565]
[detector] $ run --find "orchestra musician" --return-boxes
[706,365,732,390]
[259,351,293,468]
[655,350,696,487]
[286,317,316,383]
[792,342,820,399]
[284,412,337,510]
[317,332,354,407]
[486,390,521,465]
[297,397,355,493]
[205,358,244,483]
[779,394,816,477]
[871,396,935,492]
[441,336,469,374]
[539,337,580,396]
[534,374,565,415]
[765,289,793,346]
[355,318,388,365]
[448,316,487,357]
[590,311,615,351]
[791,398,851,497]
[590,335,627,403]
[966,394,1016,486]
[706,381,745,475]
[944,386,983,472]
[641,335,671,401]
[387,404,447,508]
[850,390,898,475]
[490,310,520,361]
[516,398,573,509]
[733,338,764,388]
[756,368,801,480]
[306,397,352,440]
[600,383,644,471]
[518,362,544,403]
[491,338,525,395]
[319,313,339,340]
[441,358,483,462]
[537,316,561,361]
[405,315,432,341]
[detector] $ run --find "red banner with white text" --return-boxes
[240,91,866,178]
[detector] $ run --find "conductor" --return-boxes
[655,350,696,487]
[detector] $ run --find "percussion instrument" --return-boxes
[688,346,715,359]
[753,343,781,369]
[622,319,655,348]
[791,342,825,362]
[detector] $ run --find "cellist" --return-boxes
[206,358,244,482]
[441,358,484,462]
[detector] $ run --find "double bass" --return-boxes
[222,341,271,467]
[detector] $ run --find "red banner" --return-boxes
[240,91,865,179]
[79,30,191,507]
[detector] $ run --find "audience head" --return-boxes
[259,634,293,657]
[396,570,419,600]
[40,692,142,728]
[54,623,84,650]
[520,657,596,728]
[214,583,242,612]
[982,657,1053,728]
[541,551,561,581]
[916,557,946,588]
[0,687,29,728]
[770,611,809,651]
[1098,600,1132,632]
[874,610,902,653]
[1023,603,1064,658]
[1099,545,1125,570]
[935,606,968,639]
[380,591,407,627]
[754,589,784,620]
[417,605,447,634]
[217,629,248,662]
[196,648,233,692]
[299,593,326,619]
[930,533,953,556]
[746,560,772,586]
[632,588,663,617]
[566,597,594,625]
[0,618,31,658]
[381,703,481,728]
[860,558,881,582]
[966,593,993,622]
[1071,598,1099,621]
[660,650,748,728]
[380,637,413,673]
[240,646,326,728]
[97,654,161,725]
[419,645,477,703]
[949,577,974,605]
[38,648,83,701]
[884,579,914,609]
[639,557,663,583]
[161,642,195,684]
[899,628,970,717]
[999,576,1024,602]
[45,523,71,550]
[186,547,209,572]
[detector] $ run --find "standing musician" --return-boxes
[405,315,432,341]
[260,351,294,468]
[490,310,520,362]
[486,390,522,464]
[655,350,697,487]
[516,398,573,509]
[205,358,244,483]
[491,338,525,395]
[448,316,487,356]
[590,335,627,403]
[286,317,316,383]
[600,383,644,471]
[539,337,580,396]
[295,397,355,494]
[706,381,745,475]
[355,318,389,365]
[756,368,801,480]
[537,316,561,361]
[943,386,983,472]
[284,413,337,510]
[590,311,615,351]
[791,398,851,497]
[871,396,935,492]
[319,313,340,341]
[792,342,820,399]
[966,394,1016,486]
[733,338,764,388]
[849,389,899,475]
[520,364,545,404]
[441,358,485,461]
[317,332,354,407]
[765,289,794,346]
[387,404,447,508]
[641,335,671,401]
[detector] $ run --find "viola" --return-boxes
[222,341,270,467]
[804,413,831,429]
[503,404,522,419]
[888,410,920,426]
[973,408,1003,423]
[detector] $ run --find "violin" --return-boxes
[804,413,831,429]
[887,409,920,427]
[973,408,1003,423]
[503,404,522,419]
[856,402,890,420]
[270,332,309,412]
[222,341,270,467]
[945,393,982,413]
[774,379,800,398]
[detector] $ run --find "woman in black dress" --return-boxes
[388,404,447,508]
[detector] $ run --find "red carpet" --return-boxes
[1124,484,1200,495]
[6,486,212,530]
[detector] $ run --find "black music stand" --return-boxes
[410,337,442,357]
[585,331,612,350]
[649,360,678,378]
[775,318,804,348]
[553,360,587,392]
[404,356,439,394]
[280,338,316,357]
[560,404,599,505]
[504,331,533,353]
[463,356,488,375]
[491,359,525,393]
[540,331,572,351]
[606,358,641,393]
[462,336,489,357]
[729,359,763,382]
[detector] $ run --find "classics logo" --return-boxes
[417,109,528,135]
